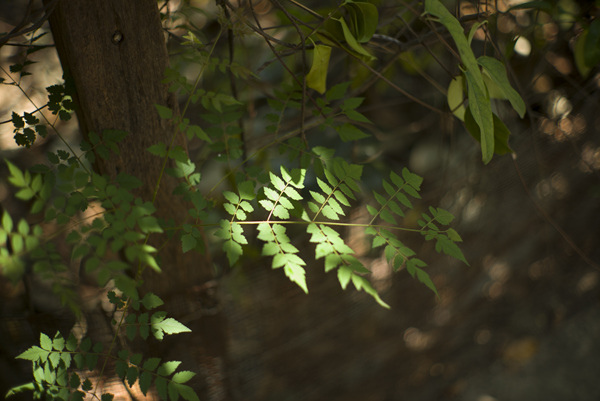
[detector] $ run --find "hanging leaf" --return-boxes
[346,2,379,43]
[447,75,466,120]
[306,44,332,94]
[478,56,526,118]
[424,0,494,163]
[464,106,513,155]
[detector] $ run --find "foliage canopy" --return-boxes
[3,0,592,399]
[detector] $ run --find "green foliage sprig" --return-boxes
[9,291,196,401]
[0,1,504,399]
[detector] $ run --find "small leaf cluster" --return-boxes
[265,85,303,136]
[11,111,48,147]
[212,142,467,302]
[418,206,467,265]
[0,209,42,283]
[114,351,199,401]
[4,32,48,79]
[9,292,196,401]
[9,59,36,77]
[46,83,75,122]
[80,129,128,164]
[163,66,241,112]
[258,221,307,292]
[214,181,256,264]
[112,291,192,341]
[10,332,108,401]
[201,107,245,161]
[367,168,422,226]
[175,31,255,80]
[3,129,164,307]
[305,155,361,221]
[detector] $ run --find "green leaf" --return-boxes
[346,2,378,42]
[224,237,243,263]
[15,346,48,361]
[223,191,239,204]
[157,361,182,376]
[263,187,280,202]
[326,82,350,102]
[270,172,286,191]
[187,124,211,142]
[336,123,369,142]
[114,275,139,300]
[366,204,378,217]
[155,104,173,119]
[172,371,196,384]
[168,146,189,163]
[584,19,600,68]
[284,262,308,293]
[464,107,513,155]
[447,75,466,120]
[139,371,153,396]
[126,366,138,387]
[415,268,438,296]
[337,17,375,61]
[181,233,197,253]
[52,333,65,351]
[435,236,469,265]
[465,69,494,163]
[238,180,256,200]
[40,332,53,350]
[230,222,247,244]
[147,143,167,157]
[155,377,168,400]
[142,357,161,372]
[380,209,396,224]
[321,205,339,220]
[337,265,352,289]
[6,160,26,187]
[478,56,526,118]
[424,0,492,163]
[306,44,332,94]
[402,168,422,190]
[315,242,335,259]
[574,29,592,78]
[446,229,462,243]
[262,242,279,256]
[156,318,191,336]
[257,223,275,242]
[5,382,35,398]
[432,208,454,225]
[171,383,200,401]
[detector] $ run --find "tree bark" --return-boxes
[46,1,231,399]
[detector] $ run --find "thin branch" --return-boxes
[0,0,60,48]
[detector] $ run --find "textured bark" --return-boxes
[45,1,231,399]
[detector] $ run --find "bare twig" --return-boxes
[0,0,60,48]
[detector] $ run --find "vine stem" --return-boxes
[230,220,430,233]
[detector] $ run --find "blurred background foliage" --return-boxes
[1,0,600,400]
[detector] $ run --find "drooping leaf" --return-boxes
[464,107,513,155]
[478,56,526,118]
[306,44,332,94]
[346,2,378,43]
[447,75,466,120]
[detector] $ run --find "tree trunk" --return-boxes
[46,1,231,399]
